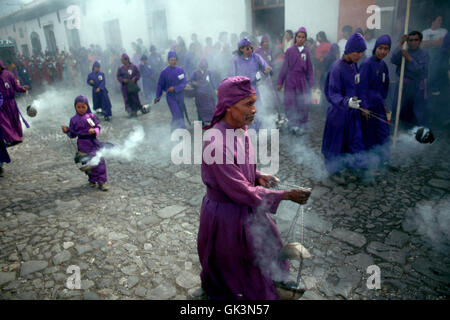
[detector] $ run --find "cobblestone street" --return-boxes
[0,87,449,300]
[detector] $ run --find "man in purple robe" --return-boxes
[87,61,113,121]
[198,76,312,300]
[154,51,188,130]
[0,58,30,147]
[190,59,217,125]
[359,35,392,167]
[322,33,369,178]
[390,31,430,127]
[116,53,143,118]
[61,95,108,191]
[277,27,315,135]
[139,55,156,102]
[0,92,11,177]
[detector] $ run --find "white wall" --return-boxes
[164,0,252,44]
[285,0,340,43]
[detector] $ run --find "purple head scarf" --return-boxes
[204,76,256,130]
[92,61,100,71]
[121,53,130,61]
[373,34,391,55]
[141,54,148,61]
[295,27,307,38]
[168,50,177,60]
[260,35,269,44]
[344,33,367,54]
[74,95,92,113]
[199,58,208,69]
[238,37,252,49]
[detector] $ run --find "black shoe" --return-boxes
[0,167,4,177]
[5,141,22,148]
[104,116,111,122]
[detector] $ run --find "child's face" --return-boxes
[93,67,100,73]
[76,102,88,115]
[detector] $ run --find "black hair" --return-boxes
[317,31,329,42]
[286,30,294,38]
[409,30,423,42]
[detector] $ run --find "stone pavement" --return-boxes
[0,86,449,300]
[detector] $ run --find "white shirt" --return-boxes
[422,28,448,41]
[338,39,347,57]
[365,38,377,55]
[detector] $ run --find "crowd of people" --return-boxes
[1,14,449,301]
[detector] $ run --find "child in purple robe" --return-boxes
[62,95,108,191]
[87,61,113,121]
[359,35,392,167]
[116,53,143,118]
[198,76,312,300]
[322,33,369,178]
[277,27,315,135]
[154,51,188,129]
[190,59,217,125]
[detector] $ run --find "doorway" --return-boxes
[43,24,57,54]
[252,0,285,43]
[30,32,42,56]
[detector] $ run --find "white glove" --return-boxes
[348,97,361,109]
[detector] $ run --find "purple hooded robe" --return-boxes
[321,33,367,174]
[0,92,11,164]
[66,95,107,184]
[198,76,289,300]
[87,61,112,117]
[359,35,391,163]
[277,28,315,128]
[116,54,142,113]
[0,59,28,143]
[190,59,217,123]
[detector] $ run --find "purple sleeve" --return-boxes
[327,63,350,110]
[406,52,429,79]
[116,67,123,83]
[87,73,94,87]
[67,118,78,139]
[10,73,26,93]
[98,73,106,90]
[0,92,3,107]
[390,48,402,66]
[358,61,371,109]
[209,162,285,214]
[306,51,315,87]
[156,71,165,100]
[277,50,289,86]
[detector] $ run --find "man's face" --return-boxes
[296,33,306,47]
[93,66,100,73]
[75,102,88,115]
[375,44,390,60]
[348,51,364,63]
[240,45,253,57]
[407,35,421,50]
[228,94,257,128]
[121,57,128,65]
[169,57,177,67]
[261,41,269,51]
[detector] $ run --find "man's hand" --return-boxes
[96,88,100,93]
[167,87,175,93]
[283,189,312,205]
[23,85,30,91]
[264,66,272,74]
[88,128,96,135]
[123,79,129,84]
[277,84,283,91]
[90,80,94,85]
[398,34,409,49]
[348,97,361,109]
[61,125,68,133]
[401,50,413,62]
[258,175,280,188]
[154,98,160,104]
[360,108,370,120]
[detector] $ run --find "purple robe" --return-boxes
[138,62,156,101]
[254,47,273,67]
[278,45,314,128]
[359,55,390,162]
[198,119,288,300]
[0,60,27,143]
[66,112,107,183]
[390,47,430,126]
[116,63,142,113]
[0,92,10,164]
[322,58,366,174]
[87,67,112,117]
[156,65,187,129]
[190,69,217,123]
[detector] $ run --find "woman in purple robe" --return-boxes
[229,38,271,130]
[139,55,156,102]
[0,92,11,177]
[0,59,30,146]
[198,76,312,300]
[116,53,143,118]
[277,27,315,135]
[154,51,188,129]
[359,35,391,166]
[190,58,217,125]
[87,61,113,121]
[322,33,369,177]
[255,35,273,67]
[61,95,108,191]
